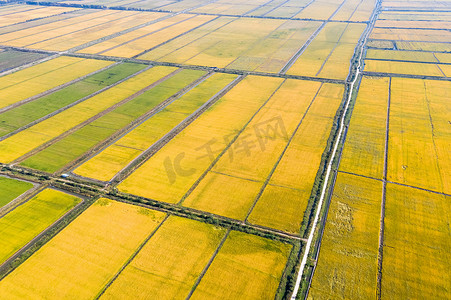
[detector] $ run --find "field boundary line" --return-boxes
[289,0,381,297]
[94,215,170,299]
[185,229,231,299]
[243,0,277,16]
[177,78,287,205]
[327,0,348,21]
[60,71,214,175]
[244,83,324,222]
[260,0,291,17]
[0,60,118,115]
[279,21,326,74]
[108,75,245,186]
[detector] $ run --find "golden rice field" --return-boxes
[382,184,451,299]
[388,78,450,194]
[308,173,381,299]
[339,76,389,179]
[286,22,366,80]
[1,0,449,299]
[0,198,167,299]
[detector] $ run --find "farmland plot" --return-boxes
[369,28,451,43]
[118,75,285,203]
[19,69,205,173]
[0,49,48,72]
[140,17,322,73]
[287,22,366,80]
[0,189,81,265]
[0,56,113,110]
[0,62,145,138]
[308,173,381,299]
[0,66,177,163]
[364,60,448,77]
[0,176,34,209]
[0,198,166,299]
[382,184,450,299]
[0,5,79,27]
[73,72,238,182]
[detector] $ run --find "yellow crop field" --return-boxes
[191,231,292,299]
[366,49,439,63]
[183,79,322,220]
[378,11,451,21]
[27,11,165,51]
[388,78,450,194]
[98,15,216,58]
[395,41,451,52]
[294,0,343,20]
[0,56,112,110]
[73,72,237,182]
[364,60,447,77]
[287,23,366,80]
[118,76,284,203]
[382,184,450,299]
[248,83,344,233]
[100,216,227,299]
[0,6,79,27]
[370,28,451,43]
[0,66,177,163]
[78,13,192,55]
[339,76,389,179]
[0,10,124,47]
[308,173,381,299]
[375,20,451,29]
[140,17,322,73]
[0,198,166,299]
[0,188,81,265]
[331,0,375,22]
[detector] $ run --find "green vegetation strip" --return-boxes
[0,62,145,138]
[0,176,34,208]
[0,189,81,265]
[20,69,206,173]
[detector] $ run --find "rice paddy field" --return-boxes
[0,0,449,299]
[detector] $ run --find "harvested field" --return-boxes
[0,50,48,72]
